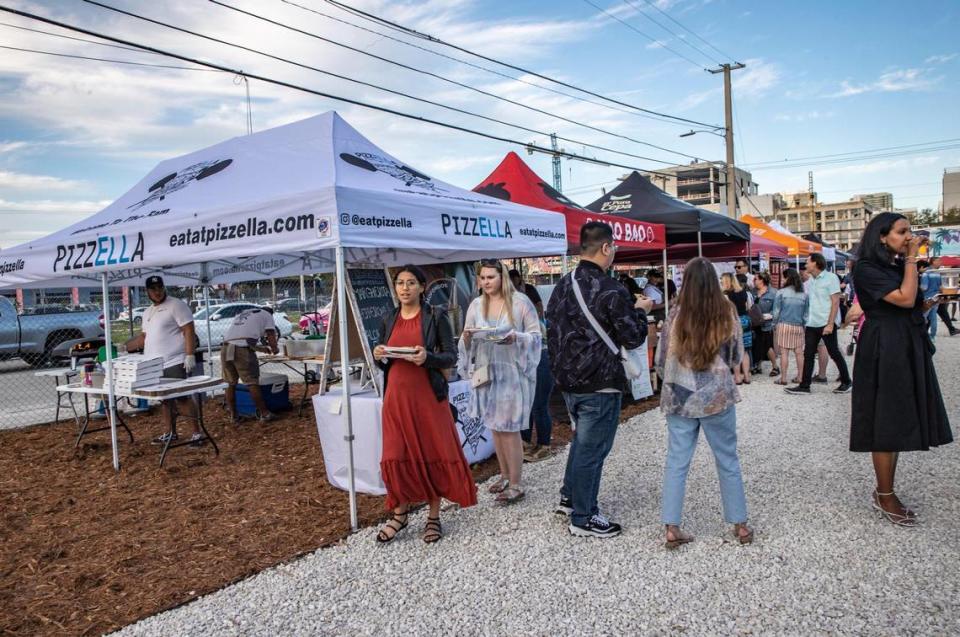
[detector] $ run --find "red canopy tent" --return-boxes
[474,152,665,252]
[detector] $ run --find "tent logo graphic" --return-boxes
[339,152,443,192]
[317,216,332,238]
[128,158,234,210]
[600,194,632,213]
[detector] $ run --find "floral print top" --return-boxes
[655,305,743,418]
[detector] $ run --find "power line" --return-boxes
[621,0,720,65]
[746,137,960,167]
[91,0,702,163]
[0,44,223,72]
[0,19,149,54]
[278,0,692,129]
[581,0,707,70]
[75,0,689,167]
[0,4,680,177]
[636,0,737,62]
[322,0,722,129]
[748,143,960,171]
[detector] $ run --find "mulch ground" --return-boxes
[0,386,658,636]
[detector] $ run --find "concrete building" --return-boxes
[854,192,893,211]
[944,167,960,214]
[643,161,757,217]
[773,194,875,251]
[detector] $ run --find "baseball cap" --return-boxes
[145,275,165,288]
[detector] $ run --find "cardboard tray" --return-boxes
[132,377,224,397]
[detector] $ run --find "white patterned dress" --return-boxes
[457,295,541,433]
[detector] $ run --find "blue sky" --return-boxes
[1,0,958,249]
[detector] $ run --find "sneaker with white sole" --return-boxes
[569,513,622,538]
[833,382,852,394]
[152,431,178,445]
[555,496,573,516]
[188,432,207,447]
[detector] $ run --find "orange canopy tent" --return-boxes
[741,215,819,262]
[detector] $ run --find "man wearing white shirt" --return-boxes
[125,276,202,445]
[221,307,280,423]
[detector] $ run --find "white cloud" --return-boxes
[813,155,942,179]
[0,141,28,154]
[827,68,942,97]
[925,53,957,64]
[773,110,834,122]
[0,171,85,192]
[732,59,782,97]
[0,198,109,214]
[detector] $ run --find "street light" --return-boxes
[680,128,726,139]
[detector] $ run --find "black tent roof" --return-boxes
[584,171,750,244]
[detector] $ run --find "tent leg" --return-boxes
[697,231,702,257]
[662,249,668,318]
[101,274,120,472]
[201,264,214,368]
[335,246,359,532]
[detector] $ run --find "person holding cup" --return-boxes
[458,259,542,504]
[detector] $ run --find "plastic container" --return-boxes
[235,372,291,415]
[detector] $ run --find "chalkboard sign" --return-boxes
[347,268,396,353]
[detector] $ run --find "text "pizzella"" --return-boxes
[440,214,512,239]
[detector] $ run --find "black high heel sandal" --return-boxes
[423,516,442,544]
[376,511,409,543]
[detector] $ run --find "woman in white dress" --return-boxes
[458,259,541,504]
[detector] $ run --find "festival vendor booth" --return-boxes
[741,215,818,268]
[0,112,569,528]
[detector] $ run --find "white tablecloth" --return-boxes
[314,380,494,495]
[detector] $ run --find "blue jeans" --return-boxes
[661,405,747,526]
[926,305,938,340]
[522,349,554,445]
[560,392,622,526]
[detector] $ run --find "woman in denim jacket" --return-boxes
[771,268,809,385]
[655,257,753,548]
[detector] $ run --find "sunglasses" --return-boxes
[479,259,503,269]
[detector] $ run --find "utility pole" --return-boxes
[808,170,816,236]
[708,63,745,218]
[550,133,562,192]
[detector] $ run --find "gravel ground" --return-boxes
[115,335,960,636]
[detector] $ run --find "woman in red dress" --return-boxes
[372,265,477,543]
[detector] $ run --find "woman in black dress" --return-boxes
[851,212,952,527]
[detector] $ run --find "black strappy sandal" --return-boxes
[376,511,409,544]
[423,516,442,544]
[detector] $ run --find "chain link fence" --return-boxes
[0,276,335,430]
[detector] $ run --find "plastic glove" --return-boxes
[183,355,197,375]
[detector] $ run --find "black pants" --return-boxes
[937,304,957,332]
[800,325,850,387]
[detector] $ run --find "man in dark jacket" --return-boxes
[546,221,652,538]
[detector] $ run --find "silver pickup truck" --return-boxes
[0,296,104,366]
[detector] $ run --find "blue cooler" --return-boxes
[236,372,291,415]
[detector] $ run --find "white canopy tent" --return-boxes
[0,112,567,529]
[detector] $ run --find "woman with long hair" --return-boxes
[655,257,753,548]
[751,272,778,376]
[851,212,952,526]
[772,268,809,385]
[372,265,477,544]
[459,259,541,504]
[720,272,752,384]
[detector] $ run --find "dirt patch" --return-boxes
[0,387,658,636]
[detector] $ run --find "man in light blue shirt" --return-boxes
[919,258,942,339]
[786,253,852,395]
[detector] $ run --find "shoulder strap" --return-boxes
[571,272,619,355]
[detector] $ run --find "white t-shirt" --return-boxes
[143,296,194,368]
[224,308,276,345]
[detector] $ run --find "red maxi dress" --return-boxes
[380,313,477,510]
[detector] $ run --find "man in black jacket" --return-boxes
[546,222,652,538]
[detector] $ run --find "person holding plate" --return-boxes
[372,265,477,544]
[458,259,542,504]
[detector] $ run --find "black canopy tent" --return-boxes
[585,171,750,254]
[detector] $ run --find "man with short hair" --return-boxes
[643,269,666,322]
[222,306,281,423]
[547,221,653,538]
[735,259,754,290]
[785,253,852,395]
[125,276,203,445]
[509,269,543,319]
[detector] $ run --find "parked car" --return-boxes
[194,303,293,348]
[0,296,104,366]
[116,306,148,323]
[21,304,71,315]
[66,303,102,313]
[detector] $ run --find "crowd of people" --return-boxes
[369,214,952,544]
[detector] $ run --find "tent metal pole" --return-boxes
[201,263,214,367]
[697,230,702,257]
[662,248,668,318]
[335,246,359,532]
[101,273,120,472]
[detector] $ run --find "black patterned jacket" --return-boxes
[546,261,648,393]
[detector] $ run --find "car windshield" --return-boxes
[193,307,218,320]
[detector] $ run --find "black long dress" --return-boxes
[850,260,952,451]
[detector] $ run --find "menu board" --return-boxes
[347,268,396,354]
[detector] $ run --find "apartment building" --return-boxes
[944,167,960,213]
[643,161,757,217]
[773,194,875,251]
[853,192,893,211]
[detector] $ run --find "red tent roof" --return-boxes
[474,152,665,251]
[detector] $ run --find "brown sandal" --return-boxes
[495,485,525,505]
[664,525,694,549]
[423,516,442,544]
[487,478,509,494]
[376,511,409,543]
[733,523,754,545]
